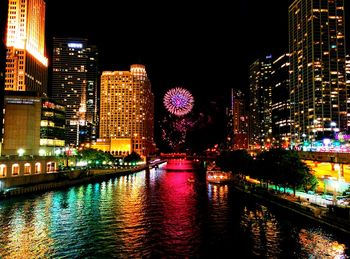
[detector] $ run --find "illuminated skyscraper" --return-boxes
[0,1,8,144]
[346,55,350,88]
[96,64,155,158]
[289,0,347,142]
[51,38,99,146]
[249,55,273,148]
[271,53,291,146]
[5,0,48,94]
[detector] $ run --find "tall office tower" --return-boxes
[271,53,291,147]
[249,55,273,149]
[52,38,99,147]
[97,64,155,159]
[0,1,8,145]
[346,55,350,91]
[5,0,48,94]
[230,89,249,150]
[289,0,347,143]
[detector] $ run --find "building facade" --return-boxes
[5,0,48,94]
[51,38,99,147]
[0,1,7,145]
[228,89,249,150]
[2,92,66,156]
[346,55,350,90]
[95,64,155,159]
[289,0,347,143]
[271,53,291,147]
[40,98,66,155]
[249,55,273,149]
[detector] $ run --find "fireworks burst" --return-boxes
[163,87,194,116]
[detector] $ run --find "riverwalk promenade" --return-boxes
[233,179,350,235]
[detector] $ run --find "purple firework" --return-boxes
[163,87,194,116]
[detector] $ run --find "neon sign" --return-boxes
[68,43,83,49]
[335,132,350,141]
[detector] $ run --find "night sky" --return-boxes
[43,0,293,99]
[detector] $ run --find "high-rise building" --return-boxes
[249,55,273,149]
[0,1,8,145]
[51,38,99,147]
[346,55,350,89]
[289,0,347,143]
[95,64,155,159]
[271,53,291,147]
[229,89,249,150]
[5,0,48,94]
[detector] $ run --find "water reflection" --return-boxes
[0,160,349,258]
[157,171,200,257]
[298,228,347,258]
[1,198,54,258]
[240,205,281,258]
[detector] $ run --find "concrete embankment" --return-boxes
[0,162,165,199]
[233,184,350,236]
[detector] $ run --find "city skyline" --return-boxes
[45,0,349,98]
[1,1,349,104]
[1,0,350,152]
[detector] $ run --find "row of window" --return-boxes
[0,162,56,178]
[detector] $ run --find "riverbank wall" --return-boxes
[0,161,166,199]
[233,184,350,236]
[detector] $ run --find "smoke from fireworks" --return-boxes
[163,87,194,116]
[161,115,195,151]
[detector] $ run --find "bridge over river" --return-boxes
[298,151,350,164]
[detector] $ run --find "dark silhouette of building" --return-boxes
[227,89,248,150]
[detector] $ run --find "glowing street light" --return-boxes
[17,148,25,157]
[39,149,46,156]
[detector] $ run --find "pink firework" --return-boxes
[163,87,194,116]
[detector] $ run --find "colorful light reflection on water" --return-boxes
[0,160,349,258]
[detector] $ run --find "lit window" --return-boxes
[0,165,6,177]
[24,163,31,175]
[35,163,41,174]
[12,164,19,176]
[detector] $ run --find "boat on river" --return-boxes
[206,169,233,184]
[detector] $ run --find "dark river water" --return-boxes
[0,160,349,258]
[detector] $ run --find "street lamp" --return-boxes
[330,121,337,139]
[17,148,25,157]
[39,149,46,156]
